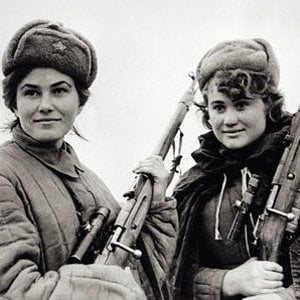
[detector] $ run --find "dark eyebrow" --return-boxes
[232,97,253,103]
[19,81,72,91]
[210,100,224,105]
[51,81,72,88]
[19,84,38,91]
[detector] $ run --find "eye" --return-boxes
[22,89,40,98]
[235,100,250,111]
[52,87,68,95]
[212,104,226,113]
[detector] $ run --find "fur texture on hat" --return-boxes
[196,38,280,92]
[2,20,97,88]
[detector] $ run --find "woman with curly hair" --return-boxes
[171,39,297,299]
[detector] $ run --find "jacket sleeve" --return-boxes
[193,267,228,300]
[277,286,297,300]
[139,197,178,290]
[0,175,145,300]
[193,273,297,300]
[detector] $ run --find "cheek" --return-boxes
[14,101,28,119]
[256,106,267,124]
[258,113,267,132]
[248,110,267,136]
[207,112,221,129]
[64,104,81,122]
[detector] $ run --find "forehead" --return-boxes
[206,77,220,93]
[205,76,257,105]
[205,77,229,102]
[19,67,74,86]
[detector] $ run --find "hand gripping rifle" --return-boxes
[253,107,300,262]
[70,74,197,267]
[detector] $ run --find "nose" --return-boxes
[223,109,238,126]
[38,93,53,113]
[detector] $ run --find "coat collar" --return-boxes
[12,125,84,179]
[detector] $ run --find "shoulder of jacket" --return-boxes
[0,141,32,177]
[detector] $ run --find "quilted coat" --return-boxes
[0,126,177,299]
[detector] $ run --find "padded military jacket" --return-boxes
[0,126,177,299]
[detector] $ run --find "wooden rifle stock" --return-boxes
[93,75,197,267]
[253,107,300,262]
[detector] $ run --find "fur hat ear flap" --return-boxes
[2,19,97,88]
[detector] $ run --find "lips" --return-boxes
[223,129,244,134]
[223,129,245,138]
[34,118,60,122]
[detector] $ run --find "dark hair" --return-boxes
[2,66,90,134]
[198,69,285,131]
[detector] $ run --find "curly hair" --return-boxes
[198,69,285,131]
[2,66,90,135]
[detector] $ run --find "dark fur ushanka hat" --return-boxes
[2,19,97,88]
[196,38,280,92]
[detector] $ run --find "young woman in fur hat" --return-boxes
[171,39,298,299]
[0,20,177,299]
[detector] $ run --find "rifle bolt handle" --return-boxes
[112,241,142,259]
[234,200,242,208]
[267,207,295,221]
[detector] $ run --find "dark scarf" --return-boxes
[171,114,292,299]
[174,114,292,200]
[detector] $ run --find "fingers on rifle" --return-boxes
[264,271,284,281]
[133,156,164,173]
[262,278,283,289]
[263,261,283,273]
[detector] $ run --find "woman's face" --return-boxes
[206,78,267,150]
[15,68,83,147]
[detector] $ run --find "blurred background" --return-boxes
[0,0,299,201]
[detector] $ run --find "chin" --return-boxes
[223,140,248,150]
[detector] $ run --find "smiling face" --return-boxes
[206,77,267,150]
[15,68,83,148]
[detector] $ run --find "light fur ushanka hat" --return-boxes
[196,38,280,92]
[2,19,97,88]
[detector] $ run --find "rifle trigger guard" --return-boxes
[266,207,295,221]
